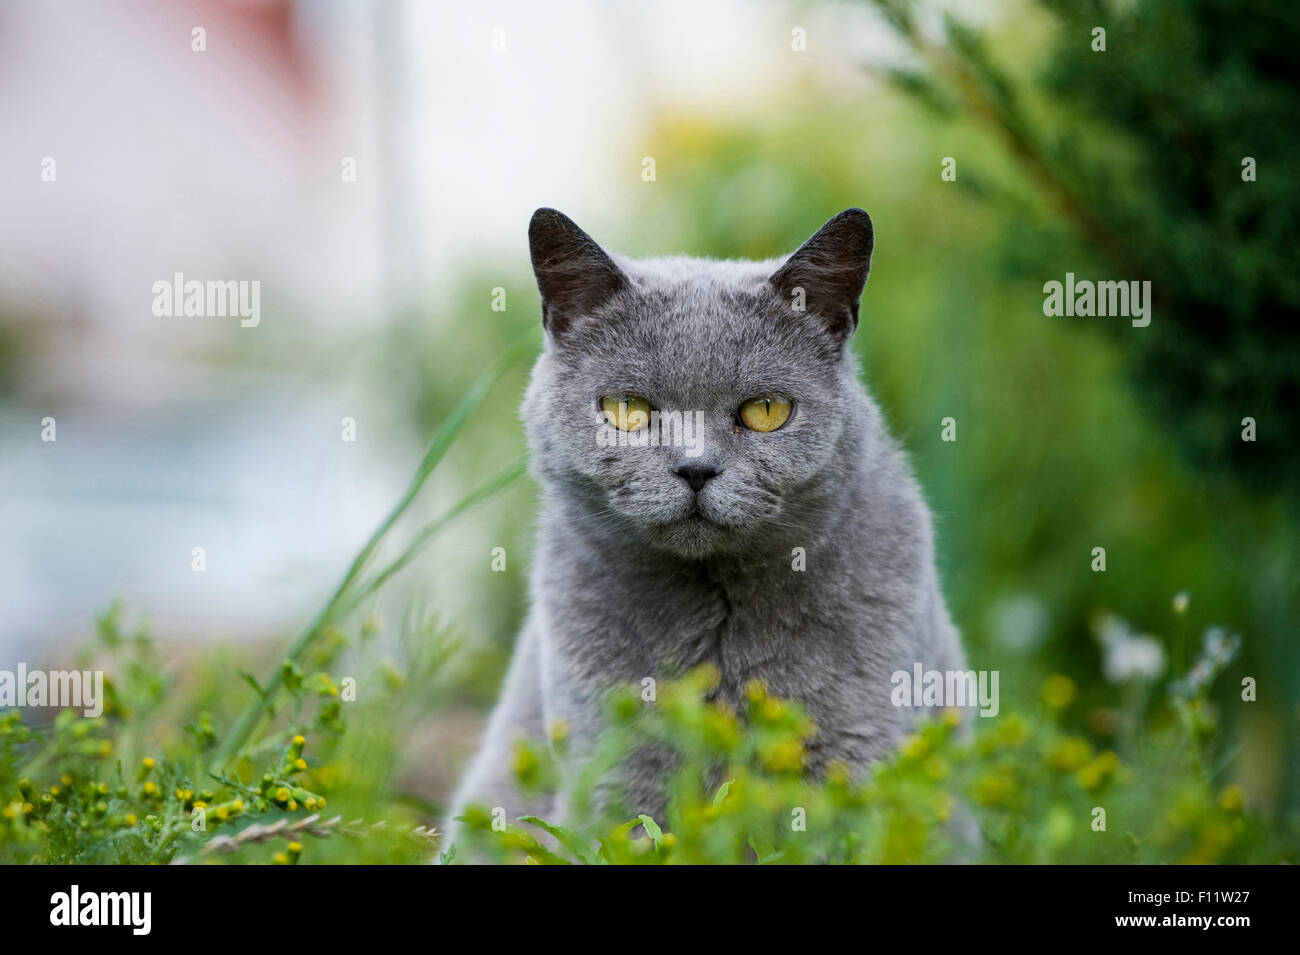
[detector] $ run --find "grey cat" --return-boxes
[447,207,963,850]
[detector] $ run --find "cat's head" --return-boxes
[524,207,875,559]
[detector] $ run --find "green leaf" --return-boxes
[518,815,603,865]
[504,825,571,865]
[237,670,267,699]
[638,814,665,846]
[747,834,776,860]
[596,818,645,862]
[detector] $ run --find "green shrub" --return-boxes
[0,342,536,865]
[0,603,445,864]
[457,625,1297,864]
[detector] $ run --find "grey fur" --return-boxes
[446,208,963,852]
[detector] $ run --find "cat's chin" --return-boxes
[641,512,739,558]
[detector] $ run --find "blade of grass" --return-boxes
[343,457,527,611]
[213,330,538,766]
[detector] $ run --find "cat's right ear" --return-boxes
[529,208,629,340]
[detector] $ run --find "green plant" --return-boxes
[0,332,537,864]
[868,0,1300,496]
[456,617,1297,864]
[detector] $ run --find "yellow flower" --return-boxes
[510,743,540,786]
[973,771,1016,808]
[901,733,929,760]
[1047,737,1092,772]
[1219,784,1245,814]
[1041,674,1077,710]
[693,663,721,692]
[1076,763,1104,790]
[760,699,786,722]
[549,719,570,744]
[760,738,805,773]
[703,705,742,749]
[995,713,1031,747]
[1076,749,1118,790]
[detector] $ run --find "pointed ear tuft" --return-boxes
[528,208,628,339]
[768,208,874,345]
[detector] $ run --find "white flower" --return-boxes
[1096,614,1167,684]
[1203,627,1241,666]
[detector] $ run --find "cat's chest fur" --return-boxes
[532,475,940,769]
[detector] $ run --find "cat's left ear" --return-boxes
[768,208,874,346]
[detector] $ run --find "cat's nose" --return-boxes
[675,464,718,493]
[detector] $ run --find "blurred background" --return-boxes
[1,0,1296,826]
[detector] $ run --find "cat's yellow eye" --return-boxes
[601,394,653,432]
[738,395,792,433]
